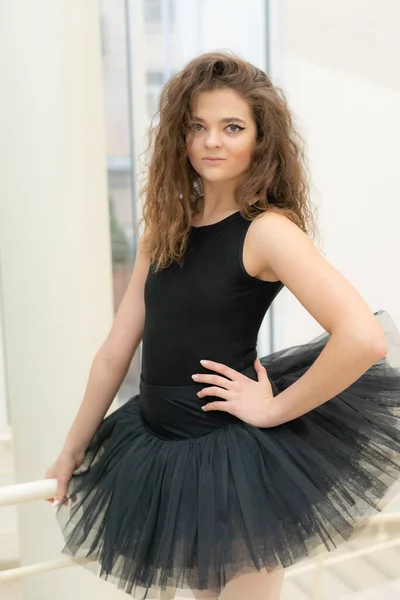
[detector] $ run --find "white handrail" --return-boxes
[0,478,57,506]
[0,534,399,584]
[0,430,12,444]
[0,478,399,588]
[0,556,95,583]
[1,479,399,512]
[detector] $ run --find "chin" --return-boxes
[202,175,232,184]
[198,169,234,181]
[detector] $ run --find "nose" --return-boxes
[204,129,223,149]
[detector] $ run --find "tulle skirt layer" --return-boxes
[55,310,400,598]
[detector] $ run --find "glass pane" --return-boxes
[99,0,139,404]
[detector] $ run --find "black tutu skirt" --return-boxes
[55,309,400,599]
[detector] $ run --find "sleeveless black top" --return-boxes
[141,210,284,385]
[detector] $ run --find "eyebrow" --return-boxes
[191,116,246,125]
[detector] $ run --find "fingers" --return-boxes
[197,386,229,400]
[47,493,77,506]
[44,473,77,506]
[53,476,70,506]
[43,472,57,504]
[254,358,268,381]
[193,373,234,388]
[199,360,244,381]
[201,401,230,412]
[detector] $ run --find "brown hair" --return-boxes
[137,50,319,271]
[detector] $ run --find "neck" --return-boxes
[198,180,238,217]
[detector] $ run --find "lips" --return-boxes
[202,157,225,162]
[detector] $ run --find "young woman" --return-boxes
[45,51,400,600]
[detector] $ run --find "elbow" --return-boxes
[354,330,388,362]
[370,336,388,361]
[334,319,388,362]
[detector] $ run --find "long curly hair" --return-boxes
[137,50,319,271]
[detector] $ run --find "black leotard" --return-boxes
[141,210,284,385]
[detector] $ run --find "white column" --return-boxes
[0,1,121,598]
[0,278,10,438]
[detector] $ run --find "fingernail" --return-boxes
[53,499,61,506]
[192,374,198,379]
[200,359,208,365]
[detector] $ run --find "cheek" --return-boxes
[230,139,255,165]
[186,138,201,164]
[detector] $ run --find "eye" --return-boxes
[226,124,245,133]
[191,123,204,132]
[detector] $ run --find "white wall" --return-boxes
[0,282,9,437]
[0,1,118,598]
[273,4,400,350]
[285,0,400,93]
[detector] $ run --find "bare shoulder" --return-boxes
[252,208,304,236]
[248,209,379,337]
[249,209,315,276]
[242,209,304,283]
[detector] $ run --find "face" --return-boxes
[185,88,258,185]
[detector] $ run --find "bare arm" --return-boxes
[61,235,151,459]
[252,211,387,427]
